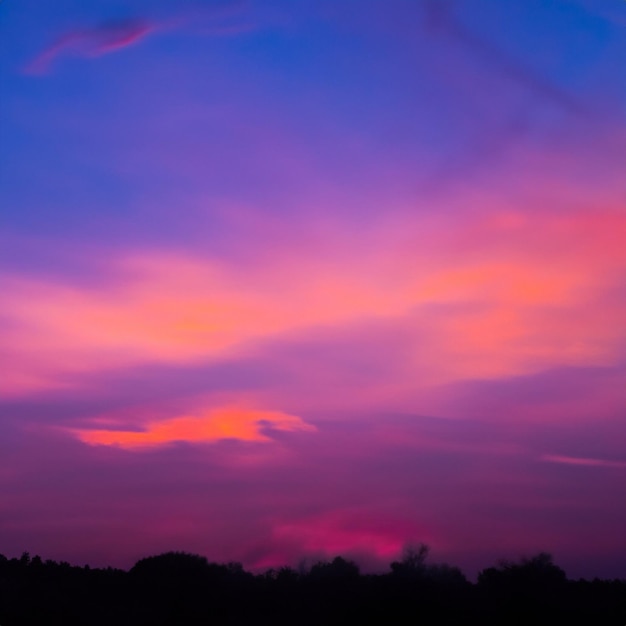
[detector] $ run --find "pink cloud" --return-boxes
[2,199,625,398]
[268,510,429,566]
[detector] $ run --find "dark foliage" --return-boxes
[0,548,624,625]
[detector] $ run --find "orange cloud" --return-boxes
[72,406,315,449]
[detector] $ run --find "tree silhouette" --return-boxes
[390,543,429,577]
[308,556,360,580]
[478,552,566,591]
[0,548,623,625]
[130,551,211,580]
[389,543,467,586]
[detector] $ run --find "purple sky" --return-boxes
[1,0,625,579]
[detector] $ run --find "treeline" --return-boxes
[0,547,624,625]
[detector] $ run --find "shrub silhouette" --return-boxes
[390,543,467,585]
[390,543,429,577]
[478,552,566,592]
[308,556,360,580]
[477,552,570,625]
[130,551,211,581]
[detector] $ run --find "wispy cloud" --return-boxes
[541,454,626,469]
[26,19,157,74]
[26,1,255,74]
[566,0,626,28]
[422,0,587,116]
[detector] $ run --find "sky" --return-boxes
[0,0,625,580]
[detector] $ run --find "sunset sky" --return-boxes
[1,0,625,579]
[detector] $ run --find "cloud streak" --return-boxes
[541,455,626,469]
[422,0,587,116]
[26,1,255,74]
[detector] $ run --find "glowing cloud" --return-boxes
[71,406,315,448]
[271,511,425,560]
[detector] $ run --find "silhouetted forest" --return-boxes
[0,546,624,625]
